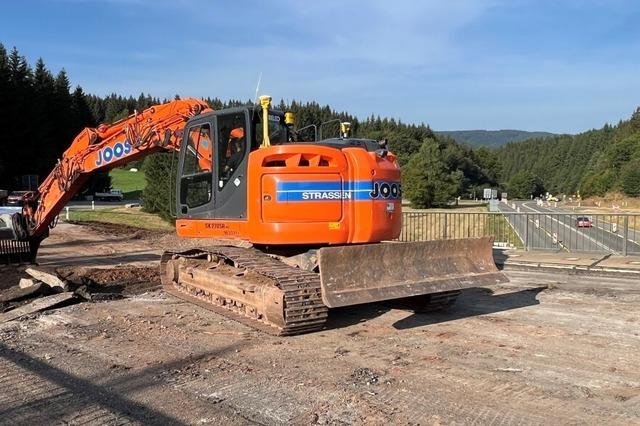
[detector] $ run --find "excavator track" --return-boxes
[160,246,328,336]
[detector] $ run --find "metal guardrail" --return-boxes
[400,212,640,255]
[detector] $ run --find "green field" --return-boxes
[109,168,146,200]
[68,207,174,231]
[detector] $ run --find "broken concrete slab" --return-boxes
[0,213,18,239]
[0,282,44,303]
[25,267,69,291]
[74,285,124,302]
[19,278,38,289]
[0,292,75,323]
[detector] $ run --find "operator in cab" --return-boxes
[224,127,245,176]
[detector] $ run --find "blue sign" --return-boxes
[276,181,401,202]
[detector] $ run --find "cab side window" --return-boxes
[180,123,213,208]
[216,113,246,190]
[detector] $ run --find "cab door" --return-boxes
[176,119,215,219]
[212,109,250,219]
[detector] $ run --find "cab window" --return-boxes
[254,113,288,148]
[180,123,212,208]
[217,113,247,190]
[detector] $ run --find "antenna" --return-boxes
[252,72,262,121]
[254,72,262,105]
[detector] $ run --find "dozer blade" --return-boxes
[317,236,508,308]
[0,213,39,265]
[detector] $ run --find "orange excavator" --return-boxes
[0,96,507,335]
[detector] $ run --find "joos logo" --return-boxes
[96,140,133,166]
[370,181,401,199]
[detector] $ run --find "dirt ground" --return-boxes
[1,222,639,425]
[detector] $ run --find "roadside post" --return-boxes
[443,214,448,239]
[524,214,529,251]
[623,216,629,256]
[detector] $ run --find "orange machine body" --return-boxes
[176,143,402,245]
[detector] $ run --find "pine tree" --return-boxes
[7,47,32,86]
[0,44,8,183]
[403,138,463,208]
[507,171,545,199]
[141,153,176,222]
[620,160,640,196]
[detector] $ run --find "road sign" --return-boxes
[553,232,558,244]
[535,219,539,229]
[483,188,492,199]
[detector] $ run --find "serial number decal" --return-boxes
[205,223,228,229]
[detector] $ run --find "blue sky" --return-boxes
[1,0,639,133]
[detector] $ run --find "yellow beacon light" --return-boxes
[285,112,295,126]
[259,95,272,148]
[340,122,352,138]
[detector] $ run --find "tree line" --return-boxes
[0,45,94,191]
[0,44,504,218]
[498,109,640,198]
[0,44,165,196]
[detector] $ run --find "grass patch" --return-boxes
[486,213,524,249]
[109,168,146,200]
[400,210,491,241]
[66,207,174,231]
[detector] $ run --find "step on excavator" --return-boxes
[0,96,507,335]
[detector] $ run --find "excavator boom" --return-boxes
[0,98,210,262]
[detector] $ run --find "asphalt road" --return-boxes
[0,199,137,216]
[499,201,640,254]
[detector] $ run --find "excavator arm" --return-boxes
[0,98,211,261]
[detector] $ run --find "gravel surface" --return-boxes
[0,223,638,425]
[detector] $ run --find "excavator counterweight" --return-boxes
[0,98,507,334]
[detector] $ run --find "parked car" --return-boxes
[576,216,592,228]
[95,189,124,202]
[6,191,34,207]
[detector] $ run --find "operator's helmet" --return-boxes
[230,127,244,140]
[227,127,245,156]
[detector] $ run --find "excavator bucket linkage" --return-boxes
[318,236,507,308]
[0,239,36,265]
[0,213,39,265]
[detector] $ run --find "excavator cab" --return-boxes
[176,106,289,221]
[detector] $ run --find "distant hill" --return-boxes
[436,130,556,147]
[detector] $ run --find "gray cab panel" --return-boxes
[176,108,250,221]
